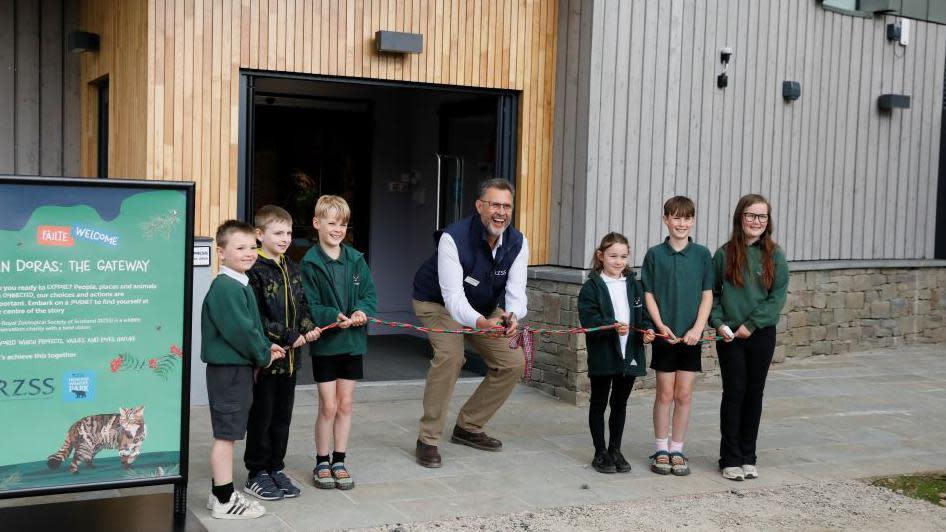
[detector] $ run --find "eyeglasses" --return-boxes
[481,200,513,212]
[743,212,769,223]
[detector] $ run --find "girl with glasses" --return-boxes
[709,194,789,481]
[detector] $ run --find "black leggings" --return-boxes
[588,374,636,453]
[716,326,777,469]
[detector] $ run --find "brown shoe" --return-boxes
[415,440,442,468]
[450,425,503,452]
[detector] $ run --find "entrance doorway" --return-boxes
[239,73,518,382]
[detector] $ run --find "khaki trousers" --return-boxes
[413,299,524,445]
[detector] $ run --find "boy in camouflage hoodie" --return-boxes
[243,205,321,501]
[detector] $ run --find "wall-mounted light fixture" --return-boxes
[375,31,423,54]
[782,81,801,102]
[67,31,100,54]
[878,94,911,111]
[717,47,732,89]
[886,22,902,41]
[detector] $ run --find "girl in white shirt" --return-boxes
[577,233,655,474]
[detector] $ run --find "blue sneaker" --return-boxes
[270,469,301,498]
[243,471,284,501]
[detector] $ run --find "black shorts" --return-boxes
[206,364,254,441]
[650,340,703,373]
[311,354,364,383]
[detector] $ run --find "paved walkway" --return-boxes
[179,344,946,531]
[7,346,944,530]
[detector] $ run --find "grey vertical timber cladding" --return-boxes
[929,26,946,255]
[62,0,80,177]
[549,0,569,265]
[40,0,64,176]
[549,0,946,267]
[15,0,39,175]
[0,0,79,176]
[0,0,15,173]
[550,0,594,267]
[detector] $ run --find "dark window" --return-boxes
[95,78,109,178]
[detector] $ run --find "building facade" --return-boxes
[2,0,945,402]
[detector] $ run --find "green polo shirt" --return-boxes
[640,237,714,337]
[318,246,350,313]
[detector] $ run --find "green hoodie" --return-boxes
[300,243,377,356]
[709,242,789,333]
[577,271,651,378]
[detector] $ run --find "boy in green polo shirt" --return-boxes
[201,220,286,519]
[640,196,714,476]
[300,195,377,491]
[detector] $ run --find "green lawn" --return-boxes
[872,473,946,506]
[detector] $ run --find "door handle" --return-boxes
[434,153,442,229]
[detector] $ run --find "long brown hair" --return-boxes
[724,194,778,288]
[590,232,631,275]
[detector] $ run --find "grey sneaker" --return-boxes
[243,471,284,500]
[270,469,302,497]
[742,464,758,479]
[722,466,745,481]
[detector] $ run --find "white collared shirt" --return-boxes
[219,265,249,286]
[601,272,630,358]
[437,232,530,328]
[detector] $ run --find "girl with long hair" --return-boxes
[709,194,789,481]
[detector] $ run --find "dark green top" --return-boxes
[577,271,651,378]
[200,274,272,367]
[301,243,377,357]
[709,242,789,333]
[318,246,350,313]
[640,237,714,337]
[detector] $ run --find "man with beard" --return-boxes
[411,178,529,468]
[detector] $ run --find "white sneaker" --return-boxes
[210,491,266,519]
[722,466,745,481]
[742,464,758,479]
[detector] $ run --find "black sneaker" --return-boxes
[591,450,617,474]
[609,448,632,473]
[243,471,284,501]
[270,469,301,498]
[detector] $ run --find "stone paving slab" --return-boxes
[3,345,945,530]
[188,345,946,531]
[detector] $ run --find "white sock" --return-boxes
[670,440,684,453]
[655,437,669,452]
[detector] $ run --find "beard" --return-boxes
[485,219,508,237]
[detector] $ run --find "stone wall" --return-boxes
[776,268,946,360]
[525,266,946,405]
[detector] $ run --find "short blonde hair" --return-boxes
[313,195,351,223]
[254,204,293,230]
